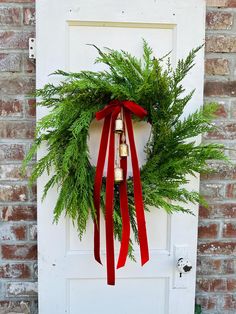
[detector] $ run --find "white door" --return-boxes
[36,1,205,313]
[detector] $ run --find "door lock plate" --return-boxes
[173,245,191,289]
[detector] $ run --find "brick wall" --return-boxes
[0,1,235,314]
[196,0,236,313]
[0,0,37,313]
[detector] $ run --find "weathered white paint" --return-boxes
[7,282,38,297]
[37,1,206,313]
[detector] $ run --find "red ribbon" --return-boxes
[94,100,149,285]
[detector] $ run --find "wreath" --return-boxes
[23,41,226,285]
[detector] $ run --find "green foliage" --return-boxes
[22,40,226,254]
[195,304,202,314]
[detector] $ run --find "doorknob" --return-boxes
[177,258,192,277]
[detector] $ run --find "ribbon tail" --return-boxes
[105,114,117,285]
[125,110,149,266]
[94,115,111,265]
[117,138,130,269]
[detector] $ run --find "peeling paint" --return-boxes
[1,206,13,221]
[19,194,26,202]
[7,282,38,297]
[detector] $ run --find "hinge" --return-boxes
[29,38,36,59]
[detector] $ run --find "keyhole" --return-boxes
[179,273,182,278]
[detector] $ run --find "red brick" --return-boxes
[201,163,236,180]
[23,55,35,73]
[0,0,34,2]
[199,205,211,219]
[223,222,236,238]
[197,258,221,275]
[206,0,228,6]
[196,278,227,292]
[0,31,35,49]
[197,278,236,293]
[205,122,236,140]
[227,279,236,291]
[7,282,37,297]
[206,36,236,53]
[0,205,37,221]
[26,61,36,75]
[0,98,22,116]
[0,263,31,279]
[0,0,36,304]
[12,225,27,240]
[0,185,28,202]
[200,183,225,200]
[1,244,37,260]
[228,0,236,7]
[0,77,35,95]
[0,53,21,72]
[0,224,27,240]
[23,8,35,25]
[226,183,236,198]
[223,295,236,310]
[0,164,31,181]
[195,295,217,310]
[0,121,35,139]
[26,98,36,117]
[198,241,236,255]
[214,103,228,118]
[204,81,236,97]
[0,302,36,313]
[0,144,25,161]
[199,204,236,219]
[197,258,235,275]
[206,12,233,30]
[198,223,219,239]
[221,259,235,274]
[205,58,230,76]
[0,8,20,26]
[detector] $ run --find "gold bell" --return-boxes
[114,115,124,133]
[119,143,129,157]
[114,166,123,183]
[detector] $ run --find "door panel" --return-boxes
[67,21,175,71]
[68,278,168,314]
[36,1,205,313]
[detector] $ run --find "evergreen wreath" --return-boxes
[23,41,226,258]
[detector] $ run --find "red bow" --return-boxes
[94,100,149,285]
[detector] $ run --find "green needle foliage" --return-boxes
[22,40,226,256]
